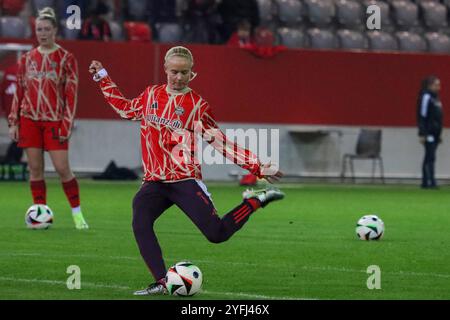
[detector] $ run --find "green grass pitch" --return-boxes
[1,179,449,300]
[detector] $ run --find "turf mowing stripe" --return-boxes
[5,252,450,279]
[0,276,309,300]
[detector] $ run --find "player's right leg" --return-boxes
[168,180,285,244]
[25,148,46,204]
[132,182,173,296]
[19,118,47,204]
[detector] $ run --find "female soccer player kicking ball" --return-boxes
[89,46,284,295]
[8,7,88,229]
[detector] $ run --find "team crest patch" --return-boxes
[175,106,185,115]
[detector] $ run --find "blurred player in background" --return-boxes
[89,46,284,295]
[417,75,443,189]
[8,7,88,229]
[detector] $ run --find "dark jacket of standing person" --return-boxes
[417,90,443,140]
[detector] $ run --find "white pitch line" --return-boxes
[0,276,308,300]
[201,290,315,300]
[0,277,131,290]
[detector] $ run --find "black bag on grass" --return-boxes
[92,161,138,181]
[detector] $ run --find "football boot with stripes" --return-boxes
[133,279,167,296]
[242,186,285,207]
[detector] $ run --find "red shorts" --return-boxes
[18,117,68,151]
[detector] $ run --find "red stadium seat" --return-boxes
[1,0,25,15]
[123,22,152,42]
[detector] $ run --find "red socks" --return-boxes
[62,178,80,208]
[30,180,46,204]
[245,198,261,211]
[30,178,80,209]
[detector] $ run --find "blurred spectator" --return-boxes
[1,0,25,16]
[244,27,286,58]
[254,26,275,47]
[123,0,149,21]
[79,1,112,41]
[218,0,259,43]
[58,0,89,20]
[183,0,221,44]
[123,21,152,42]
[0,63,18,116]
[147,0,178,41]
[227,19,254,47]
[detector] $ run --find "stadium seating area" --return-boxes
[1,0,450,53]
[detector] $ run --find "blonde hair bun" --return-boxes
[37,7,57,27]
[164,46,194,67]
[38,7,56,19]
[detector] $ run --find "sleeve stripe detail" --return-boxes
[421,93,430,117]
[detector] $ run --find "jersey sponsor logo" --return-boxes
[146,114,183,129]
[27,70,58,81]
[171,119,182,129]
[26,60,57,80]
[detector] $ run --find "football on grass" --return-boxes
[25,204,54,230]
[166,261,203,296]
[356,215,384,240]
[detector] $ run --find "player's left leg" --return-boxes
[132,182,174,296]
[48,149,88,229]
[167,180,284,243]
[428,141,439,188]
[422,140,439,189]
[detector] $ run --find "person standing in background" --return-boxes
[8,7,88,229]
[417,75,443,189]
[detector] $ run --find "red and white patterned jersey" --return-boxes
[97,76,262,182]
[8,45,78,137]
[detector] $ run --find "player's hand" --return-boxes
[89,60,104,74]
[8,125,19,142]
[260,162,284,184]
[58,127,70,143]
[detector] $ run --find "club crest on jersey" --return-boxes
[50,61,58,69]
[28,61,38,73]
[175,106,185,115]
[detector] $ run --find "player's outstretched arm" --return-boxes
[89,60,145,121]
[200,104,284,184]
